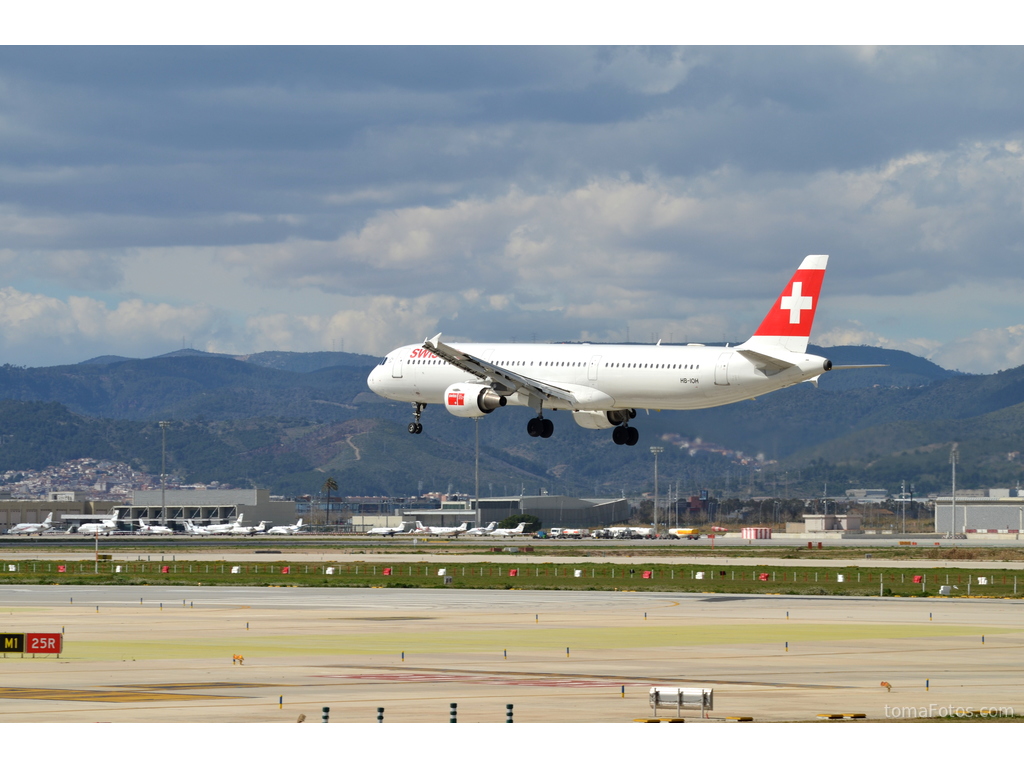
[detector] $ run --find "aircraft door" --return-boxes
[714,351,733,386]
[391,356,404,378]
[588,355,602,381]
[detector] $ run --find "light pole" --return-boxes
[650,446,663,532]
[474,417,481,528]
[950,442,959,537]
[159,421,170,525]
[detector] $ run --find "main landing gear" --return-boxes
[612,411,639,446]
[527,415,554,439]
[408,402,425,434]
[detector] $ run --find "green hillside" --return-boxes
[0,345,1021,499]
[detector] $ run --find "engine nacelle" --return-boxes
[572,409,633,430]
[444,383,507,418]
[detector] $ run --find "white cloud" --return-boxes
[0,287,221,363]
[929,325,1024,374]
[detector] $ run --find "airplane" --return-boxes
[230,520,267,536]
[466,521,498,536]
[77,511,120,536]
[414,521,468,536]
[367,255,878,445]
[366,521,408,536]
[183,520,213,536]
[489,522,527,537]
[7,512,53,536]
[266,518,305,535]
[182,516,241,535]
[136,522,174,535]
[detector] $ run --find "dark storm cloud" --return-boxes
[3,46,1024,249]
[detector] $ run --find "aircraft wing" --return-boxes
[423,334,613,410]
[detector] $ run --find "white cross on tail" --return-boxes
[780,281,812,324]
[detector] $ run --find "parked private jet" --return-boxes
[414,521,468,537]
[489,522,527,537]
[230,520,267,536]
[183,517,241,535]
[7,512,53,536]
[136,522,174,535]
[366,522,408,536]
[77,511,120,536]
[266,519,305,535]
[368,256,877,444]
[466,522,497,536]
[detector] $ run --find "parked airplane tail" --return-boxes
[746,254,828,354]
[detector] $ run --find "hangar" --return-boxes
[934,490,1024,535]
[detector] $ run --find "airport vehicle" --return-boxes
[368,255,873,444]
[266,519,305,535]
[666,527,701,540]
[592,526,653,539]
[466,521,498,536]
[77,511,120,536]
[136,522,174,535]
[550,527,588,539]
[414,521,468,536]
[366,521,407,536]
[489,522,527,537]
[7,512,53,536]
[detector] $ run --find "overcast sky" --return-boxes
[1,46,1023,372]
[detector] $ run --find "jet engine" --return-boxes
[572,409,635,430]
[444,383,507,418]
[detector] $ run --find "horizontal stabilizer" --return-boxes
[736,348,795,375]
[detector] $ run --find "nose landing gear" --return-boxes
[408,402,425,434]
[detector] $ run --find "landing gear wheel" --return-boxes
[408,422,423,434]
[540,418,554,438]
[612,425,626,445]
[625,426,639,446]
[527,418,542,437]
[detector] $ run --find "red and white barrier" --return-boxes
[742,527,772,539]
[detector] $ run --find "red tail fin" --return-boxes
[747,255,828,353]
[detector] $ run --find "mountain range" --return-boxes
[0,343,1019,499]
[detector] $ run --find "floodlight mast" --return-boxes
[950,443,959,538]
[650,447,664,532]
[159,421,171,527]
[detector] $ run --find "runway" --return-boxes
[0,586,1022,723]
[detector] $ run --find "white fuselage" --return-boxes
[9,523,49,535]
[137,525,174,535]
[79,522,117,535]
[367,342,826,413]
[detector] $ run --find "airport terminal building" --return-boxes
[116,488,296,529]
